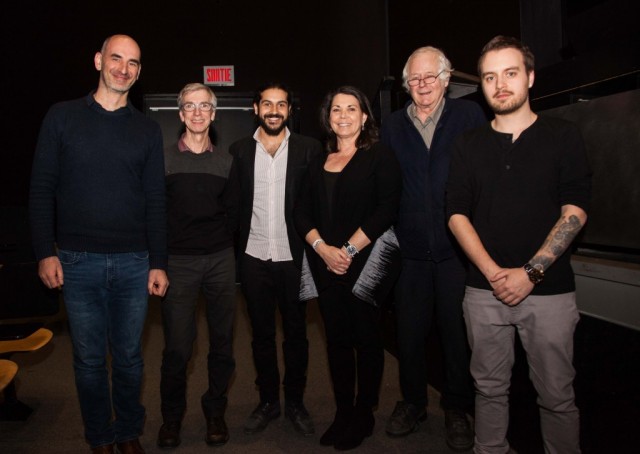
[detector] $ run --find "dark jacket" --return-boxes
[294,142,402,292]
[230,132,322,270]
[380,97,486,262]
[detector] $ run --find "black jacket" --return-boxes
[230,132,322,269]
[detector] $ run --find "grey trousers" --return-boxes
[463,287,580,454]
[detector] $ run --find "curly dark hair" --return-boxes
[319,85,379,153]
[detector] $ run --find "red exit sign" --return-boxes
[203,65,235,86]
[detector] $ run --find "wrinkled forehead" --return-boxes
[408,51,441,75]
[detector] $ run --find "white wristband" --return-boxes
[312,238,325,250]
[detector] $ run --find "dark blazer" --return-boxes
[294,142,402,292]
[229,132,323,270]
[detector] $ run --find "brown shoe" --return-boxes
[116,438,145,454]
[91,444,114,454]
[206,416,230,446]
[157,421,181,448]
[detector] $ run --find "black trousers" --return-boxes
[160,249,236,422]
[394,255,474,411]
[239,253,308,404]
[318,282,383,410]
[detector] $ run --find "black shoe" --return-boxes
[445,409,474,451]
[157,421,181,448]
[385,401,427,437]
[319,406,353,446]
[334,405,375,451]
[285,402,315,436]
[244,401,281,434]
[206,416,229,446]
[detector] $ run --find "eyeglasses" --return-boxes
[181,102,215,112]
[406,70,446,87]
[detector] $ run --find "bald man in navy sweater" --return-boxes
[29,35,167,454]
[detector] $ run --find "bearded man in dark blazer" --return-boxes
[229,82,322,437]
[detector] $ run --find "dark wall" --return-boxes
[2,1,525,207]
[2,0,390,206]
[387,1,520,84]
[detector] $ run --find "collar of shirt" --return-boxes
[408,97,446,128]
[253,127,291,158]
[177,132,214,153]
[86,91,134,115]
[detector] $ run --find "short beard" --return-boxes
[258,115,287,136]
[490,92,528,115]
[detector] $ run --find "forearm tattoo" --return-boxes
[530,214,583,271]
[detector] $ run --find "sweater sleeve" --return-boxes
[29,105,62,261]
[143,122,168,270]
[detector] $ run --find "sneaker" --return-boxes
[157,421,181,448]
[385,401,427,437]
[285,402,315,436]
[244,401,281,434]
[444,409,474,451]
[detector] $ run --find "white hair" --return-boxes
[402,46,453,91]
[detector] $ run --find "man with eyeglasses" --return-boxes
[380,46,485,451]
[157,83,240,449]
[230,83,322,437]
[29,35,168,454]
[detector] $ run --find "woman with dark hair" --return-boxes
[294,86,402,450]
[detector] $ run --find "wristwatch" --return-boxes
[343,241,359,258]
[524,263,544,285]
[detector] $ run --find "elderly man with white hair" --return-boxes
[380,46,486,451]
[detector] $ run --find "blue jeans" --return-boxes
[59,249,149,448]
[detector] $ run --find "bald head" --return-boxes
[101,34,141,60]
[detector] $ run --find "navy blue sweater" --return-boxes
[381,97,486,261]
[29,94,168,270]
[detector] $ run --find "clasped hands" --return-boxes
[317,243,352,275]
[489,267,534,306]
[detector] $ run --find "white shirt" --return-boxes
[245,127,293,262]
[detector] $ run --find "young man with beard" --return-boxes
[157,83,239,448]
[29,35,168,454]
[447,36,591,453]
[230,83,322,436]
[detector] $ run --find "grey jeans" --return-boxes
[463,287,581,454]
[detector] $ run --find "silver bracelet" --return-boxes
[312,238,325,250]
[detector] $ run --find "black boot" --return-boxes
[334,405,374,451]
[320,405,354,446]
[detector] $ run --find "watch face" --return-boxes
[524,263,544,284]
[344,243,358,257]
